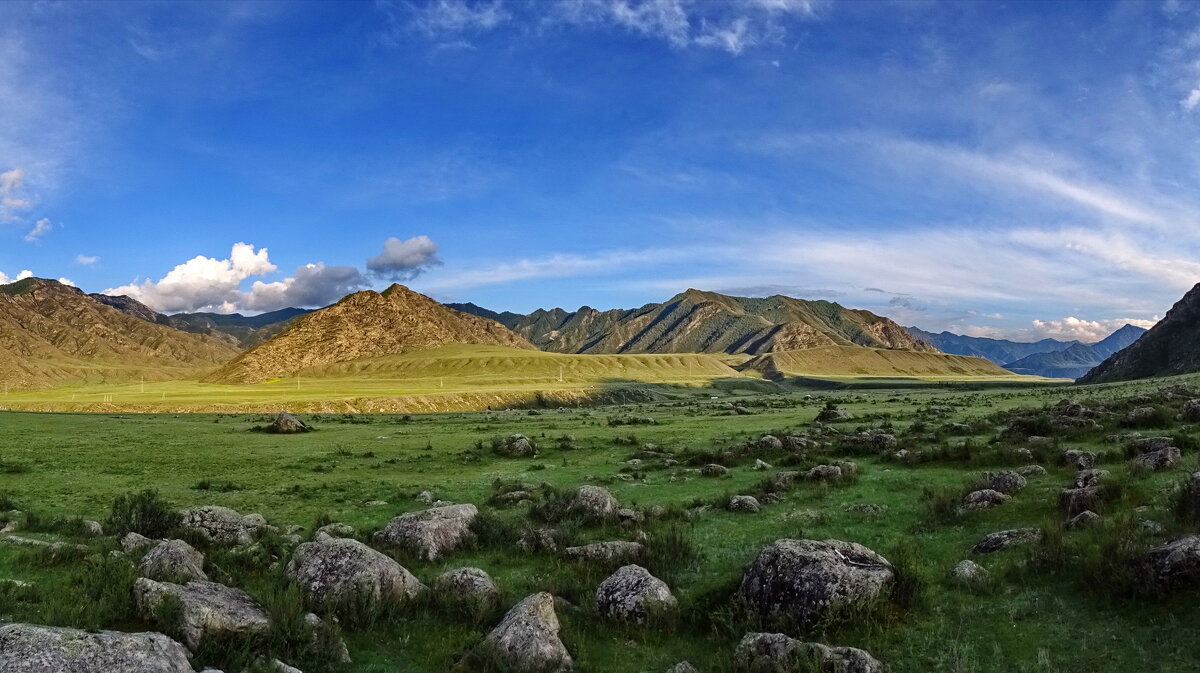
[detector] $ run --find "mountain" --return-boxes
[91,293,312,349]
[1081,284,1200,384]
[907,324,1148,379]
[459,289,935,356]
[743,346,1013,380]
[904,327,1080,365]
[0,278,240,389]
[1003,343,1106,380]
[206,284,535,383]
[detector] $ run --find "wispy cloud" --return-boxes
[418,247,694,292]
[75,254,99,265]
[23,218,51,243]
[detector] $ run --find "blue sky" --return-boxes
[2,0,1200,341]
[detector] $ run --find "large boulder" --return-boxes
[736,539,894,630]
[1059,486,1104,516]
[563,541,644,565]
[1062,450,1096,470]
[732,632,884,673]
[569,485,620,520]
[133,578,271,652]
[961,489,1010,511]
[979,470,1026,494]
[951,560,990,586]
[1181,399,1200,422]
[594,564,677,623]
[267,412,311,434]
[138,539,207,583]
[286,536,426,609]
[1131,447,1181,472]
[0,623,194,673]
[482,593,573,673]
[1144,535,1200,589]
[494,434,537,458]
[729,495,762,513]
[373,504,478,561]
[434,567,501,615]
[970,528,1042,554]
[179,506,271,547]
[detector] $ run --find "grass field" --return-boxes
[3,373,1200,672]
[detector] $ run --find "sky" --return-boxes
[2,0,1200,342]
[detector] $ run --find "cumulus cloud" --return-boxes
[0,168,31,222]
[23,218,51,243]
[243,263,366,312]
[57,277,75,287]
[0,269,33,284]
[104,242,277,313]
[1028,316,1159,342]
[366,235,442,281]
[75,254,99,265]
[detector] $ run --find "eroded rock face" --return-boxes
[179,506,271,547]
[736,539,894,630]
[962,489,1010,511]
[563,541,644,565]
[970,528,1042,554]
[570,485,619,520]
[0,623,193,673]
[434,567,501,614]
[483,593,573,673]
[1145,535,1200,589]
[286,536,426,609]
[373,504,478,561]
[731,632,884,673]
[980,470,1027,494]
[267,412,311,434]
[133,577,271,652]
[594,564,677,624]
[138,539,207,583]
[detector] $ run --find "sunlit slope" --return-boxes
[743,346,1031,380]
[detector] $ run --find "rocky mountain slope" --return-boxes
[743,346,1012,380]
[92,293,311,348]
[1002,325,1147,380]
[457,289,934,356]
[0,278,240,389]
[904,327,1082,365]
[207,284,535,383]
[1081,284,1200,384]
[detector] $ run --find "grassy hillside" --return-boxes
[744,345,1038,380]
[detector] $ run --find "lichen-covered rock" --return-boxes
[1145,535,1200,589]
[314,523,355,541]
[1131,447,1181,472]
[482,593,573,673]
[1128,437,1174,455]
[1074,469,1109,489]
[267,412,311,434]
[133,578,271,652]
[1062,449,1096,469]
[951,560,989,586]
[0,623,193,673]
[755,459,773,471]
[666,663,699,673]
[563,541,644,565]
[594,564,677,623]
[285,536,426,609]
[1066,510,1102,529]
[434,567,501,614]
[373,504,478,561]
[1059,486,1104,516]
[121,531,154,553]
[138,539,207,582]
[569,485,620,519]
[736,539,894,630]
[759,435,784,451]
[518,526,561,553]
[731,632,884,673]
[701,464,730,478]
[1016,464,1047,477]
[179,505,271,546]
[806,465,842,482]
[962,489,1010,511]
[970,528,1041,554]
[302,612,351,664]
[979,470,1027,494]
[494,434,537,458]
[1181,399,1200,422]
[729,495,762,513]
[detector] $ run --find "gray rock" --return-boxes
[759,435,784,451]
[729,495,762,513]
[133,578,271,652]
[701,464,730,478]
[1181,399,1200,422]
[483,592,573,673]
[732,632,884,673]
[806,465,842,482]
[267,412,311,434]
[569,485,620,519]
[518,526,561,553]
[285,536,426,609]
[495,434,537,458]
[1059,486,1104,516]
[666,663,698,673]
[1062,449,1096,469]
[314,523,355,541]
[302,612,351,664]
[979,470,1027,494]
[1131,446,1181,471]
[179,506,271,547]
[121,531,154,553]
[0,623,193,673]
[563,541,644,565]
[373,503,478,561]
[1066,510,1102,529]
[736,539,894,630]
[1074,469,1109,489]
[754,459,773,471]
[970,528,1042,554]
[951,560,989,585]
[1016,464,1047,477]
[962,489,1010,511]
[138,539,207,582]
[1145,535,1200,589]
[594,564,677,623]
[434,567,501,614]
[1128,437,1174,455]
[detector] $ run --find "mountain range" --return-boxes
[1081,283,1200,384]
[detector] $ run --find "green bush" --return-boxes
[104,489,181,538]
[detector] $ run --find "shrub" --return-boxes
[104,489,180,538]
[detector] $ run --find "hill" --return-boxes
[0,278,240,390]
[741,345,1017,380]
[206,284,535,383]
[1002,324,1147,380]
[91,293,312,348]
[904,326,1081,365]
[460,289,934,356]
[1081,284,1200,384]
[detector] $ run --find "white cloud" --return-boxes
[410,0,510,35]
[1183,87,1200,111]
[418,247,690,292]
[56,277,74,287]
[23,218,51,243]
[75,254,99,265]
[104,242,277,313]
[0,269,33,284]
[0,168,31,222]
[366,235,442,280]
[1027,316,1159,342]
[243,263,366,312]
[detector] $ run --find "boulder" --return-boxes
[1145,535,1200,589]
[754,459,774,471]
[1066,510,1102,529]
[979,470,1027,494]
[373,503,478,561]
[0,623,193,673]
[518,527,561,553]
[1128,437,1174,455]
[1016,465,1047,477]
[1059,486,1104,515]
[729,496,762,513]
[759,435,784,451]
[806,465,842,482]
[666,663,699,673]
[594,564,677,623]
[138,539,207,583]
[970,528,1042,554]
[494,434,537,458]
[121,531,154,553]
[951,560,989,586]
[302,612,351,664]
[1062,450,1096,469]
[1125,406,1160,426]
[133,578,271,652]
[961,489,1010,511]
[1074,469,1109,488]
[434,567,501,614]
[1131,447,1181,472]
[569,485,620,519]
[563,541,643,565]
[314,522,355,541]
[732,632,884,673]
[179,506,271,546]
[701,464,730,478]
[267,412,311,434]
[482,593,573,673]
[1181,399,1200,422]
[736,539,894,630]
[285,536,426,609]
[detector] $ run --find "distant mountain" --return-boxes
[1,278,239,389]
[1081,285,1200,384]
[743,346,1013,380]
[92,293,313,349]
[1003,343,1105,380]
[460,289,935,356]
[207,284,535,383]
[903,327,1080,365]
